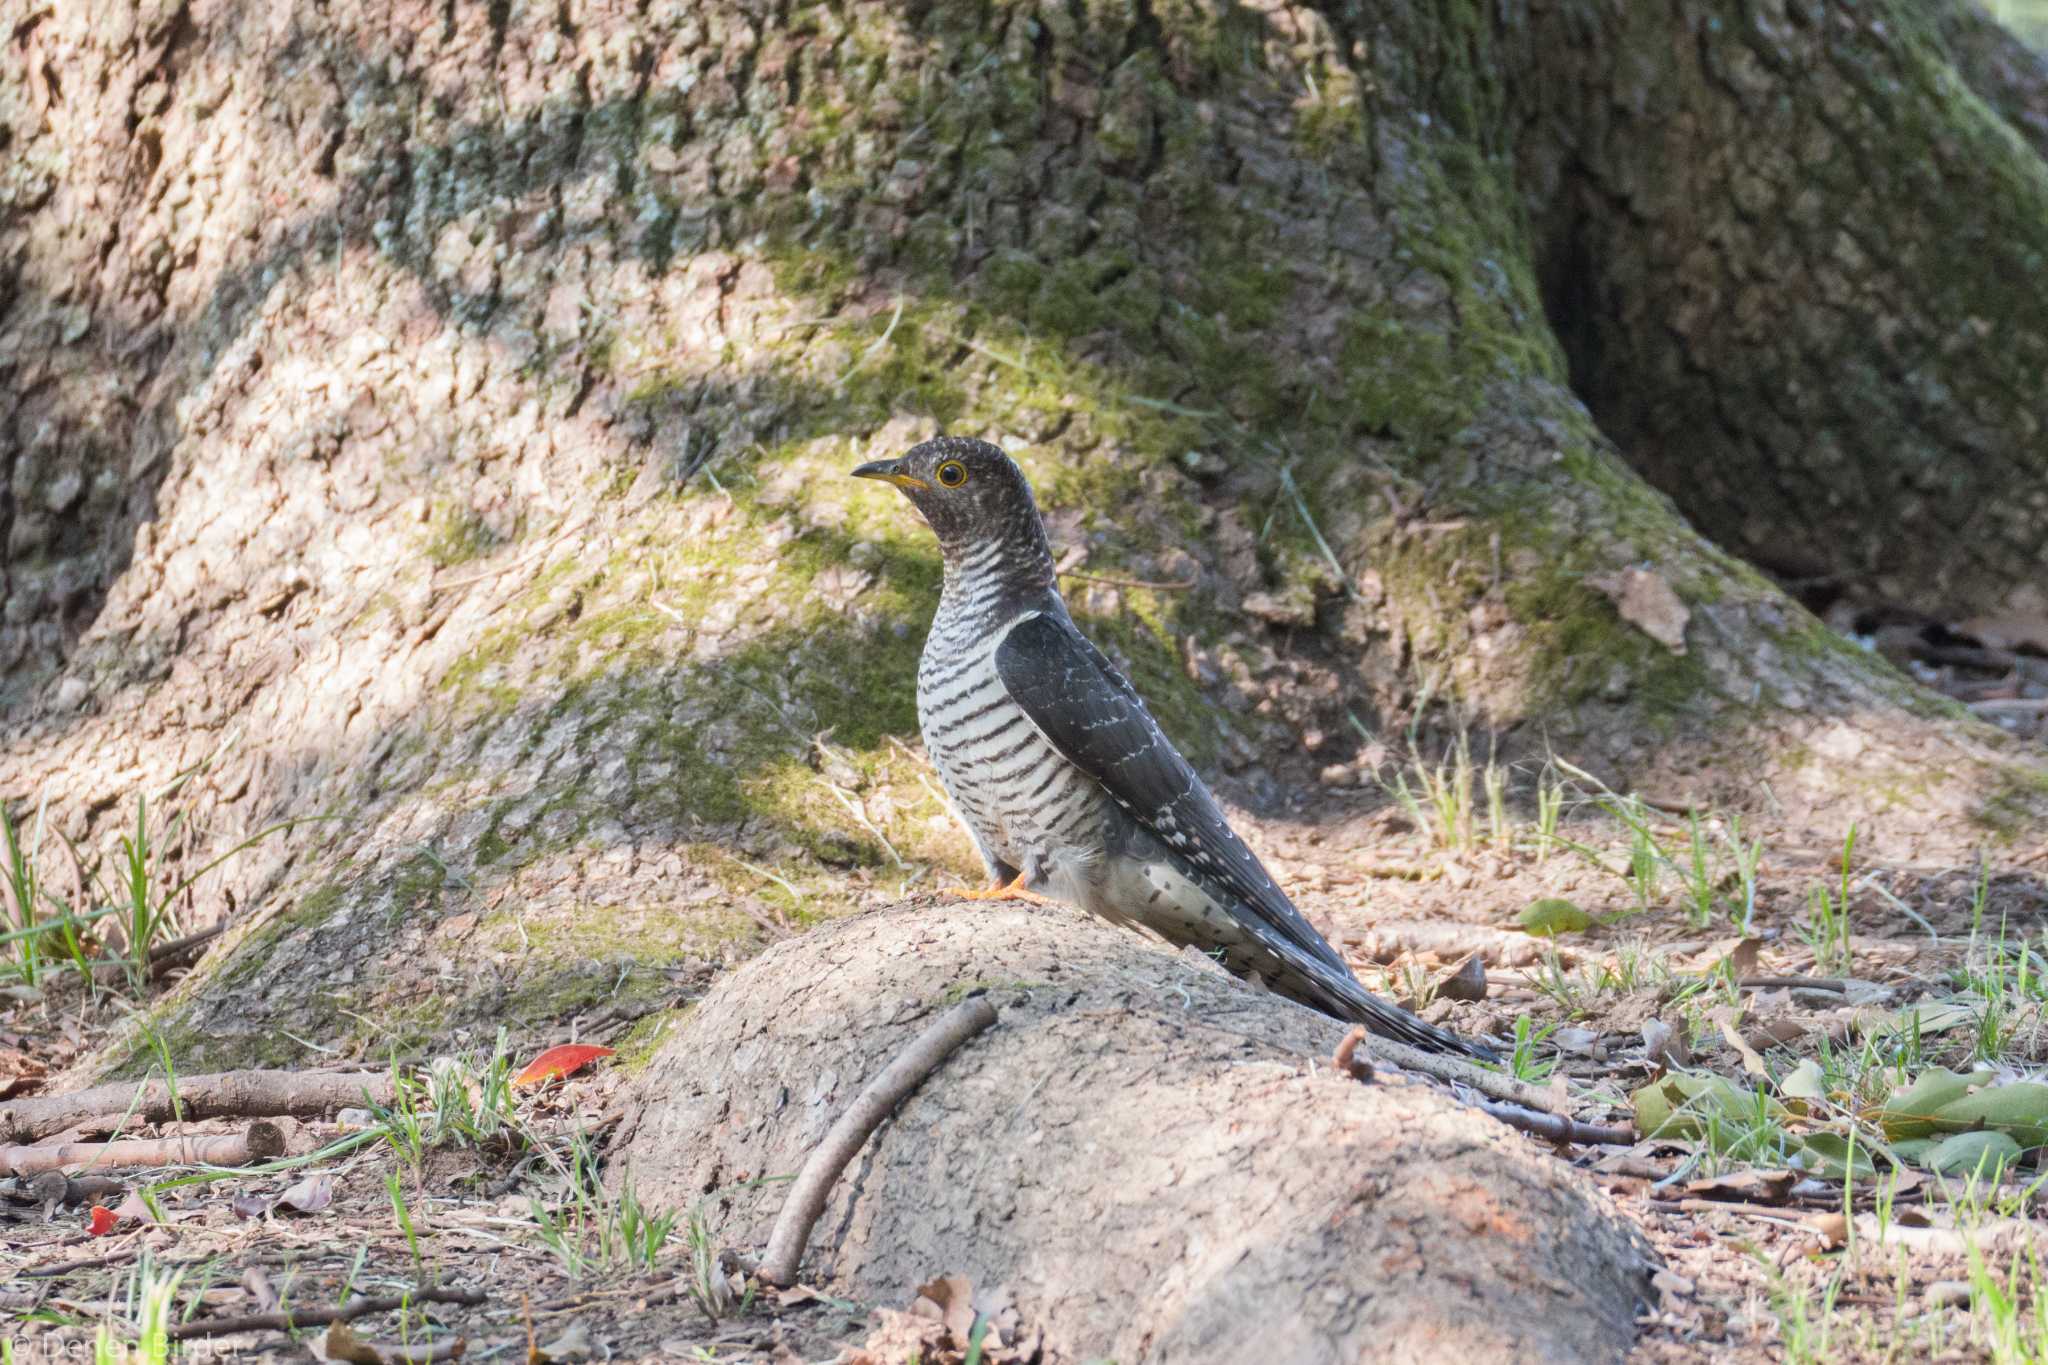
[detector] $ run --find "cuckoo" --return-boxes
[854,437,1494,1058]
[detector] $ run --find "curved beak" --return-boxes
[851,459,928,491]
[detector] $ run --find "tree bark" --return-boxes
[613,900,1653,1364]
[0,0,2041,1075]
[1522,0,2048,620]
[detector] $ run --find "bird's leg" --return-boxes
[948,871,1054,904]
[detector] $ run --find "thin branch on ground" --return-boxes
[165,1286,488,1341]
[0,1119,285,1176]
[1474,1099,1632,1147]
[1331,1026,1373,1082]
[21,1171,126,1206]
[0,1068,394,1144]
[1366,1036,1563,1113]
[755,996,1000,1286]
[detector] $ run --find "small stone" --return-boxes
[51,676,89,712]
[1241,590,1315,628]
[1924,1279,1972,1310]
[1318,762,1355,787]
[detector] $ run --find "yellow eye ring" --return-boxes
[936,460,969,487]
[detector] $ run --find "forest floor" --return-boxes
[5,620,2048,1362]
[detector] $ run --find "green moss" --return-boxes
[211,880,352,992]
[1976,764,2048,841]
[423,501,499,567]
[939,978,1047,1005]
[388,851,450,925]
[612,1005,691,1072]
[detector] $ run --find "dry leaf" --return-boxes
[911,1274,978,1345]
[1717,936,1763,979]
[110,1191,155,1226]
[512,1044,616,1090]
[1588,567,1690,653]
[1641,1019,1692,1071]
[244,1266,280,1314]
[307,1322,384,1364]
[536,1319,594,1362]
[277,1172,334,1215]
[1707,1005,1768,1078]
[1681,1169,1796,1205]
[1806,1212,1848,1250]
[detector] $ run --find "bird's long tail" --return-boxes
[1301,957,1500,1061]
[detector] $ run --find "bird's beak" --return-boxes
[851,459,929,491]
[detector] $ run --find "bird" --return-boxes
[853,436,1495,1059]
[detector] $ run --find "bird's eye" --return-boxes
[936,460,969,488]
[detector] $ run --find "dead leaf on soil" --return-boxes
[1864,999,1979,1040]
[110,1191,154,1226]
[911,1275,980,1347]
[1680,1169,1797,1205]
[535,1319,594,1362]
[1641,1019,1692,1071]
[1587,567,1690,654]
[307,1322,382,1364]
[1707,1006,1768,1079]
[277,1172,335,1214]
[512,1044,617,1090]
[1717,937,1764,980]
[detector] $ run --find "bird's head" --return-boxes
[851,436,1044,558]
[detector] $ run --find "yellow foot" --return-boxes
[948,872,1055,904]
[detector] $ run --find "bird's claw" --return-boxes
[948,873,1054,905]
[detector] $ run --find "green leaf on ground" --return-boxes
[1924,1129,2024,1179]
[1929,1082,2048,1149]
[1633,1072,1790,1140]
[1519,898,1592,937]
[1778,1058,1827,1104]
[1877,1068,1977,1140]
[1791,1132,1877,1180]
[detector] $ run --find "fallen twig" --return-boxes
[1737,975,1845,992]
[23,1249,147,1278]
[1646,1198,1812,1220]
[1474,1099,1632,1147]
[24,1171,126,1206]
[1366,1036,1562,1113]
[1847,1213,2041,1257]
[165,1286,487,1341]
[756,996,999,1286]
[0,1068,392,1144]
[1330,1026,1373,1082]
[0,1120,285,1177]
[147,924,225,978]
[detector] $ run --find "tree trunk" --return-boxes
[613,899,1653,1364]
[1524,0,2048,621]
[0,0,2042,1072]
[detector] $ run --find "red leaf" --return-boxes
[86,1205,117,1237]
[512,1043,616,1090]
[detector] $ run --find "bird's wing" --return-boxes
[993,610,1351,977]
